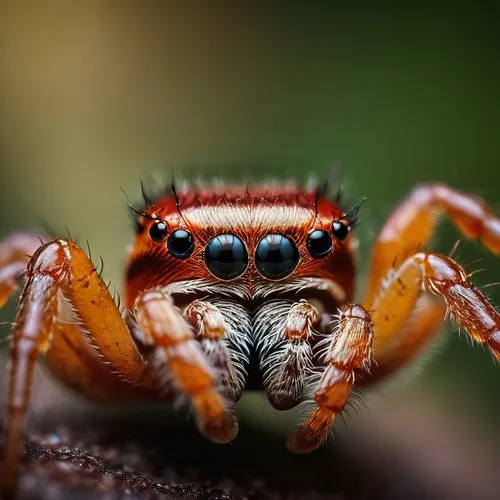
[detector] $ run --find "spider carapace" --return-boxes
[0,179,499,497]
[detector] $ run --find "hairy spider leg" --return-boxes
[287,304,374,453]
[365,184,500,307]
[133,289,239,444]
[0,239,152,498]
[0,232,44,307]
[46,319,162,402]
[364,252,500,387]
[253,300,319,410]
[362,184,500,375]
[361,295,446,384]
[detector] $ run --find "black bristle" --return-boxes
[344,198,366,230]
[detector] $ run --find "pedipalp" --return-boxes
[253,299,319,410]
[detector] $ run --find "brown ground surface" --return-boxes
[2,366,500,500]
[6,415,449,500]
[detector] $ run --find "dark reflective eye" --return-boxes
[255,234,299,280]
[332,220,349,241]
[205,234,248,280]
[149,221,168,243]
[307,230,332,258]
[167,229,194,259]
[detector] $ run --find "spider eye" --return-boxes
[332,220,349,241]
[255,234,299,280]
[168,229,194,259]
[205,234,248,280]
[149,221,168,243]
[307,230,332,258]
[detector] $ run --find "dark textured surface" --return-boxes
[15,429,340,500]
[10,415,361,500]
[5,396,498,500]
[10,428,389,500]
[0,409,422,499]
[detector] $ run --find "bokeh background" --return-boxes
[0,2,499,498]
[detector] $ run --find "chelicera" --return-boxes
[0,178,499,497]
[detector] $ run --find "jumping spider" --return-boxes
[0,178,499,497]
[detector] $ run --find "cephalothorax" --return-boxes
[1,178,499,497]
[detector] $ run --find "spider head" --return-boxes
[125,180,361,308]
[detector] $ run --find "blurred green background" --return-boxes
[0,0,498,447]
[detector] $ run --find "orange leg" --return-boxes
[0,232,44,307]
[45,320,161,403]
[361,295,446,384]
[133,290,238,444]
[364,252,500,388]
[365,184,500,305]
[287,304,374,453]
[0,238,150,498]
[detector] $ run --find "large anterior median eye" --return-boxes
[255,234,299,280]
[205,234,248,280]
[167,229,194,259]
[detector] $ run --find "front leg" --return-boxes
[288,304,374,453]
[1,239,150,498]
[133,290,238,444]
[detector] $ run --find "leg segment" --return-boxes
[365,184,500,304]
[133,290,238,444]
[288,304,373,453]
[0,232,45,306]
[45,320,160,403]
[361,295,446,384]
[253,300,319,410]
[185,298,252,401]
[2,239,149,497]
[366,252,500,378]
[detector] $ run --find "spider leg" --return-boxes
[365,184,500,305]
[253,299,319,410]
[287,304,373,453]
[133,289,238,444]
[360,295,446,384]
[1,239,150,498]
[184,298,252,401]
[364,252,500,382]
[0,232,45,307]
[46,319,164,403]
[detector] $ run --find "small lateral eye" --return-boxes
[307,230,332,258]
[332,220,349,241]
[149,221,168,243]
[168,229,195,259]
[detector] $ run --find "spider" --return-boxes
[0,178,499,497]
